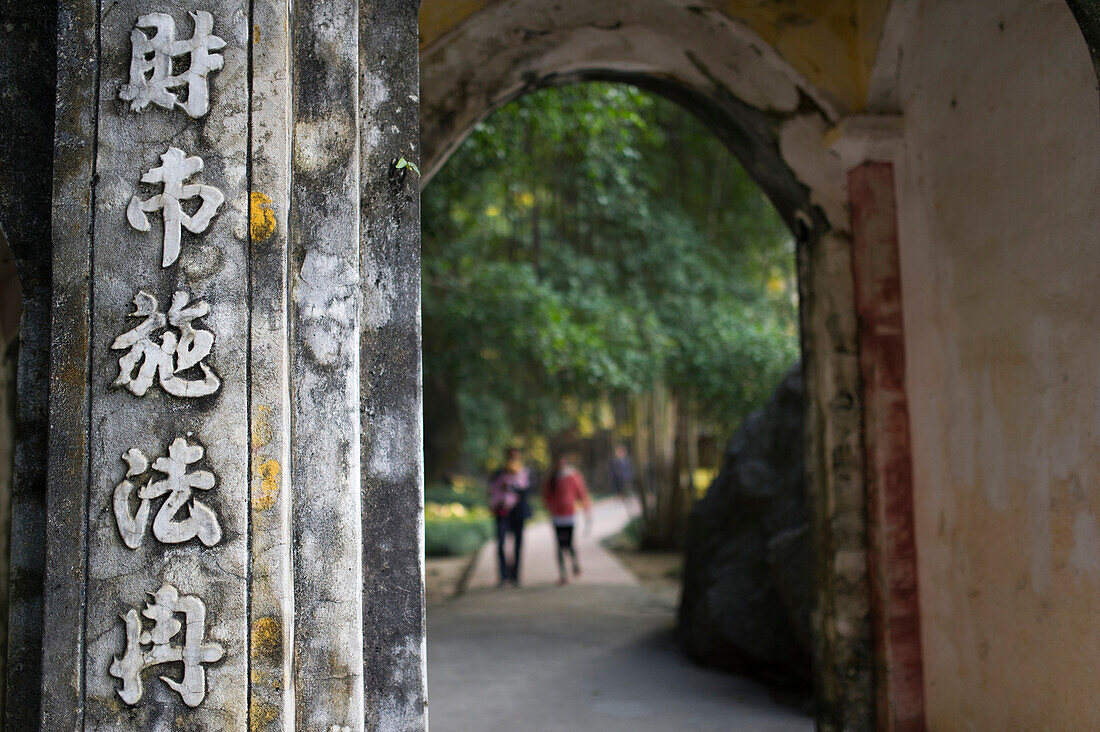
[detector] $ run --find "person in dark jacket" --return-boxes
[609,443,635,514]
[488,447,532,587]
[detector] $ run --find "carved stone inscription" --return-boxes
[113,437,222,549]
[111,290,221,397]
[91,5,248,722]
[109,584,224,707]
[120,11,226,118]
[127,147,225,267]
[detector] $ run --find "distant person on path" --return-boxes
[543,452,593,586]
[609,443,635,513]
[488,447,533,587]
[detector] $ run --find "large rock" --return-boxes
[678,364,812,686]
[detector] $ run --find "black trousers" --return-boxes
[554,524,575,551]
[496,509,526,581]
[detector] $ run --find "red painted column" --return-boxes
[848,162,926,731]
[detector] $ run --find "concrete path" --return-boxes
[426,500,813,731]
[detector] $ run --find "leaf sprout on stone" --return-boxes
[395,157,421,176]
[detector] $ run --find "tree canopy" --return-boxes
[422,83,798,473]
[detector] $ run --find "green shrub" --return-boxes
[424,501,495,557]
[424,479,485,509]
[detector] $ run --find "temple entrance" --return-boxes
[0,1,1096,729]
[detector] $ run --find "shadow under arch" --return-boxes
[1066,0,1100,87]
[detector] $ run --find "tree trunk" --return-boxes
[643,382,677,548]
[423,372,464,484]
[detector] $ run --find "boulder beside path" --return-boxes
[678,364,813,686]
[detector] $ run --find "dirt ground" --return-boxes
[424,554,472,605]
[605,547,683,605]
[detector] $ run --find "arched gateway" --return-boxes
[0,0,1097,730]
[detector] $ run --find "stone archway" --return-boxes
[418,3,872,727]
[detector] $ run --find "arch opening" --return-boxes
[418,2,873,727]
[420,77,827,729]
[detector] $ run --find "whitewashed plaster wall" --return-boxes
[890,0,1100,725]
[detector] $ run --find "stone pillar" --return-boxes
[799,226,875,732]
[40,0,425,729]
[833,117,926,731]
[357,1,428,726]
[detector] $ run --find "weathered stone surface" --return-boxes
[358,1,427,728]
[800,229,873,732]
[679,364,813,686]
[42,0,97,727]
[290,0,365,727]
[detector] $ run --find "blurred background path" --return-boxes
[426,499,813,731]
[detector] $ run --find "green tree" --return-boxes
[422,83,797,543]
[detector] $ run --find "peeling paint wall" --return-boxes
[889,0,1100,726]
[419,0,892,112]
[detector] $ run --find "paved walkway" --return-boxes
[426,500,813,731]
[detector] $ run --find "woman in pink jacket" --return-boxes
[542,452,593,585]
[489,447,533,587]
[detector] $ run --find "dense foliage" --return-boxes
[422,83,798,473]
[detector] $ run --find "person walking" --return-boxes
[542,452,593,586]
[609,443,635,514]
[488,447,532,587]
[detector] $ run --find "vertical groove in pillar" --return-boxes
[358,1,427,728]
[249,0,295,728]
[849,161,926,732]
[290,0,364,727]
[42,0,98,728]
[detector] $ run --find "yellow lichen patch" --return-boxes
[250,191,277,242]
[252,404,274,448]
[252,616,284,662]
[250,700,279,731]
[253,459,280,511]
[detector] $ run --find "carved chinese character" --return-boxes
[127,147,224,267]
[110,584,224,707]
[112,290,221,398]
[119,11,225,118]
[113,437,222,549]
